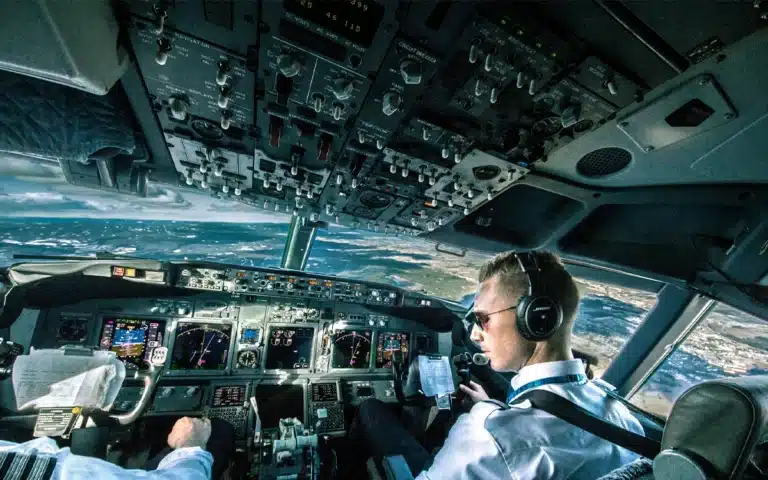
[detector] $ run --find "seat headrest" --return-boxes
[653,376,768,480]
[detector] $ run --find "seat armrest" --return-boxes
[382,455,415,480]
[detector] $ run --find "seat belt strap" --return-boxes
[512,389,661,459]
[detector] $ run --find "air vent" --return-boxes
[576,148,631,178]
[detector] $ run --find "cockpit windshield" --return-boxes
[0,172,487,301]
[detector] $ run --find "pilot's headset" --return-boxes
[514,252,564,341]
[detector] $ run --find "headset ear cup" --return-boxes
[517,296,562,341]
[516,295,534,341]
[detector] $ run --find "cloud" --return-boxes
[0,153,67,184]
[0,176,290,223]
[0,154,294,223]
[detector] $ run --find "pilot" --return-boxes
[355,251,644,479]
[0,416,229,479]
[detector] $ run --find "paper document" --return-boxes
[418,355,455,397]
[12,349,126,410]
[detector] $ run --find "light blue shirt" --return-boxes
[416,360,644,480]
[0,437,212,479]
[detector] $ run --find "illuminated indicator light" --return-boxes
[324,281,333,287]
[113,267,125,276]
[308,279,319,286]
[267,275,277,281]
[288,277,296,283]
[125,268,137,278]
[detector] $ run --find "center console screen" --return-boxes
[170,322,232,370]
[254,384,305,428]
[375,332,410,368]
[212,385,246,407]
[100,317,165,369]
[265,327,314,370]
[310,383,339,402]
[332,329,372,369]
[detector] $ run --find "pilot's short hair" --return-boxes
[478,251,580,323]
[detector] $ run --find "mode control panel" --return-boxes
[177,268,226,291]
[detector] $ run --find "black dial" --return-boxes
[237,350,258,368]
[58,317,89,343]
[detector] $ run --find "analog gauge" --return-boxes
[237,350,258,368]
[57,317,89,343]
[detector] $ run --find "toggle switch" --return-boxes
[217,86,231,108]
[216,61,230,86]
[468,38,480,64]
[155,37,172,65]
[220,111,232,130]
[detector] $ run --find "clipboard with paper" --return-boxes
[11,348,126,411]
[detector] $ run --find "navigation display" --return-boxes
[375,331,410,368]
[170,322,232,370]
[100,318,165,369]
[212,385,246,407]
[265,327,314,370]
[332,329,372,369]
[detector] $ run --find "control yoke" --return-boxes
[108,347,168,425]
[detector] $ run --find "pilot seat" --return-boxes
[598,375,768,480]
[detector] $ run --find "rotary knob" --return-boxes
[185,386,199,397]
[176,306,190,315]
[276,53,301,78]
[169,97,189,121]
[381,91,402,116]
[331,77,354,101]
[399,59,422,85]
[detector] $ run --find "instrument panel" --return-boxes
[28,269,440,436]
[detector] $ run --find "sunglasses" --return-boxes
[471,304,518,331]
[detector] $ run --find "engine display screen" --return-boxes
[212,385,246,407]
[332,330,372,369]
[170,322,232,370]
[265,327,314,370]
[283,0,384,48]
[375,331,410,368]
[100,318,165,369]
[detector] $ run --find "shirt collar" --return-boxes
[510,359,586,391]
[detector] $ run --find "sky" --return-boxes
[0,154,290,223]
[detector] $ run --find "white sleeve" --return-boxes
[55,446,213,480]
[415,406,514,480]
